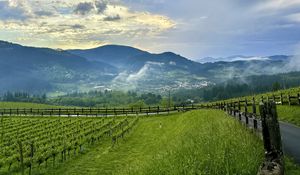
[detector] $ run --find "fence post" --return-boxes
[298,93,300,105]
[226,102,228,112]
[258,101,284,175]
[280,93,283,105]
[233,102,236,116]
[288,95,291,106]
[230,102,233,115]
[252,97,256,115]
[244,98,248,114]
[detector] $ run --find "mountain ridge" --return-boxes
[0,40,295,94]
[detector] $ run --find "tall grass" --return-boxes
[277,105,300,127]
[121,110,264,175]
[0,102,66,108]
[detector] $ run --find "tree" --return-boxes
[160,98,174,108]
[272,82,281,91]
[129,100,146,108]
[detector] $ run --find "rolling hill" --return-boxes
[0,40,298,95]
[0,41,117,93]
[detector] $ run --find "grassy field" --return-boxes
[238,104,300,127]
[204,86,300,127]
[1,103,299,174]
[214,86,300,105]
[286,157,300,175]
[47,110,265,175]
[0,102,65,109]
[277,105,300,127]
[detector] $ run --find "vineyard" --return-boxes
[202,86,300,127]
[215,86,300,106]
[0,90,300,174]
[0,106,191,117]
[0,116,138,174]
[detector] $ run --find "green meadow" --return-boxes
[48,110,264,175]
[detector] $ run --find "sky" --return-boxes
[0,0,300,60]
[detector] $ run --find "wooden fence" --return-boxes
[0,105,199,117]
[219,92,300,106]
[206,100,284,175]
[0,100,285,174]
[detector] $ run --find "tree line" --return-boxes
[2,71,300,107]
[0,91,47,103]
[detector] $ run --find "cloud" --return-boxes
[130,0,300,59]
[73,0,108,15]
[70,24,86,29]
[255,0,300,11]
[7,0,299,59]
[0,0,33,20]
[286,13,300,23]
[111,61,164,90]
[127,61,164,82]
[284,43,300,71]
[0,0,175,50]
[34,10,54,17]
[95,0,108,14]
[74,2,94,15]
[104,14,121,21]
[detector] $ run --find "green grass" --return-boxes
[212,86,300,104]
[49,110,264,175]
[239,105,300,127]
[285,157,300,175]
[204,86,300,127]
[277,105,300,127]
[0,102,66,109]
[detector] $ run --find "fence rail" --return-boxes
[0,100,285,174]
[205,100,284,175]
[214,92,300,106]
[0,105,199,117]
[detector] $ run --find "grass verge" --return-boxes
[51,110,264,175]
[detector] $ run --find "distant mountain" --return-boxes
[0,40,297,95]
[198,55,290,63]
[69,45,201,72]
[69,45,148,69]
[0,40,117,93]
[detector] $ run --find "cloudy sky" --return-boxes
[0,0,300,59]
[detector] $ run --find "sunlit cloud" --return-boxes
[0,0,176,49]
[255,0,300,11]
[286,13,300,23]
[0,0,300,58]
